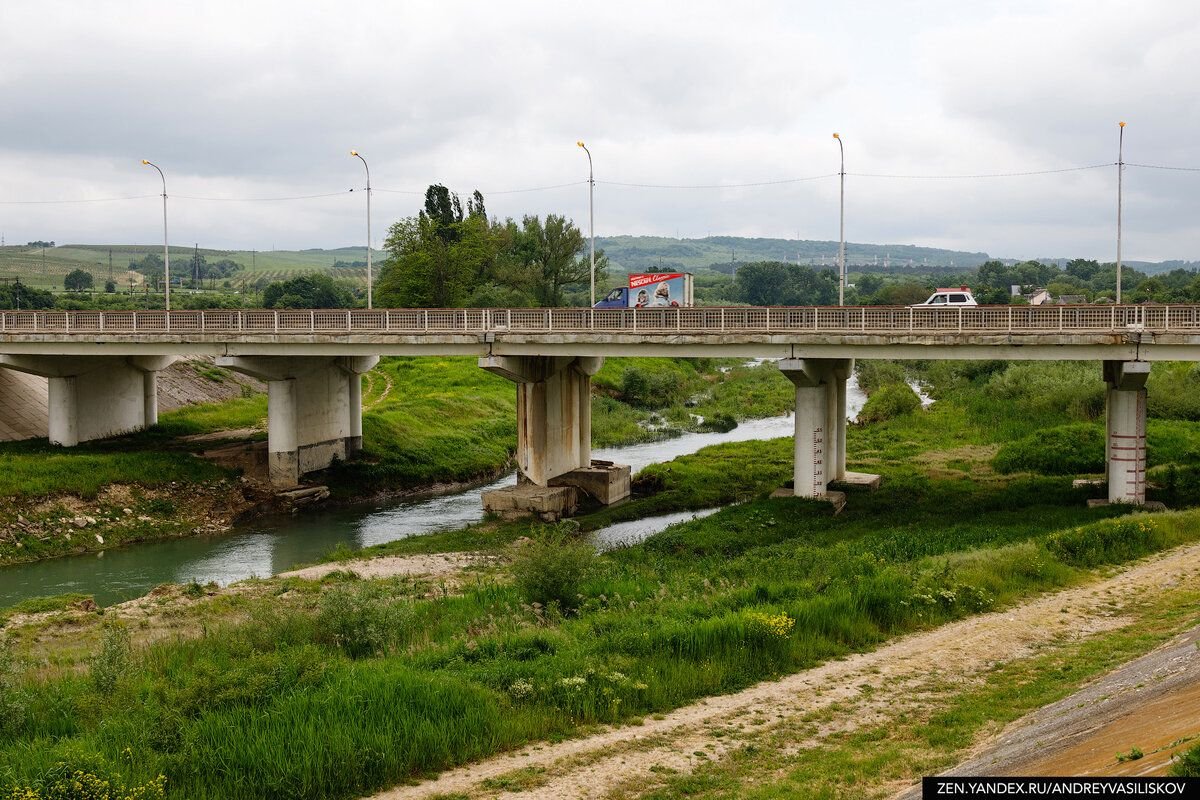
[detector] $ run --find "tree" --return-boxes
[262,274,355,308]
[64,269,94,292]
[507,215,605,307]
[734,262,838,306]
[0,281,54,309]
[104,280,117,293]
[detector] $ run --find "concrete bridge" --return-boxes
[3,305,1197,509]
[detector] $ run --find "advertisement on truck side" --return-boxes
[628,273,690,308]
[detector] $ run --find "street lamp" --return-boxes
[577,140,595,307]
[833,133,846,306]
[350,150,373,309]
[141,159,170,310]
[1115,122,1126,305]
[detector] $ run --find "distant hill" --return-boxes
[596,236,992,274]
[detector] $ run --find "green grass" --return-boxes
[0,440,227,499]
[155,396,268,437]
[9,418,1200,798]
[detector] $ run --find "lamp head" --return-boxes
[141,159,150,165]
[576,140,585,148]
[1119,121,1126,128]
[832,132,840,139]
[350,149,359,156]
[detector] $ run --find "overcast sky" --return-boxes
[1,0,1197,261]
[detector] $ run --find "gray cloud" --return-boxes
[0,0,1196,261]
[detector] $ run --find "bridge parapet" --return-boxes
[1,305,1197,337]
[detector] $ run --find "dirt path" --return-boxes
[373,541,1200,800]
[280,552,490,581]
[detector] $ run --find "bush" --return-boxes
[316,582,411,658]
[619,366,686,408]
[857,382,921,424]
[1171,743,1200,776]
[1045,517,1165,568]
[89,625,130,694]
[992,424,1104,475]
[855,361,907,395]
[510,525,597,611]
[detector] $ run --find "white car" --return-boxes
[912,287,978,307]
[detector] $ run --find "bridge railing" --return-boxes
[2,305,1199,335]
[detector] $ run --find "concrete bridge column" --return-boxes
[218,355,379,486]
[479,354,630,519]
[1104,360,1149,505]
[779,358,877,508]
[0,355,175,446]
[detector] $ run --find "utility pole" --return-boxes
[1116,121,1126,304]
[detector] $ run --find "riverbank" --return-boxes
[0,356,796,568]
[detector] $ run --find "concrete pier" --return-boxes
[1104,360,1149,505]
[0,355,175,446]
[778,358,877,505]
[218,355,378,486]
[480,354,630,517]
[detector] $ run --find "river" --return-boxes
[0,374,871,608]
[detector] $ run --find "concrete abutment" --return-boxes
[480,355,630,519]
[218,355,379,487]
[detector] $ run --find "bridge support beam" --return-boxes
[479,355,630,518]
[1104,360,1149,505]
[217,355,379,487]
[778,358,876,507]
[0,355,175,446]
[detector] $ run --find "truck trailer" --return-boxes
[593,273,695,309]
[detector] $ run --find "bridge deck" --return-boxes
[2,306,1199,360]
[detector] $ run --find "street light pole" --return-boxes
[351,150,373,309]
[833,133,846,306]
[1115,121,1126,305]
[142,160,170,310]
[577,141,595,307]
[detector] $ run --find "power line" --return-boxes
[848,164,1114,179]
[173,190,353,201]
[0,194,158,205]
[1126,162,1200,172]
[599,174,837,189]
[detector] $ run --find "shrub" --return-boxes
[619,366,686,408]
[90,624,130,694]
[855,361,907,395]
[315,582,410,658]
[1171,743,1200,776]
[993,424,1105,475]
[510,525,597,611]
[1046,518,1165,568]
[857,382,921,424]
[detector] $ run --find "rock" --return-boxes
[123,508,133,515]
[73,598,98,612]
[94,533,104,544]
[73,517,89,529]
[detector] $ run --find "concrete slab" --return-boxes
[770,487,847,514]
[831,471,882,491]
[549,460,631,505]
[482,484,579,522]
[1086,498,1167,512]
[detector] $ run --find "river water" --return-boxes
[0,374,870,608]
